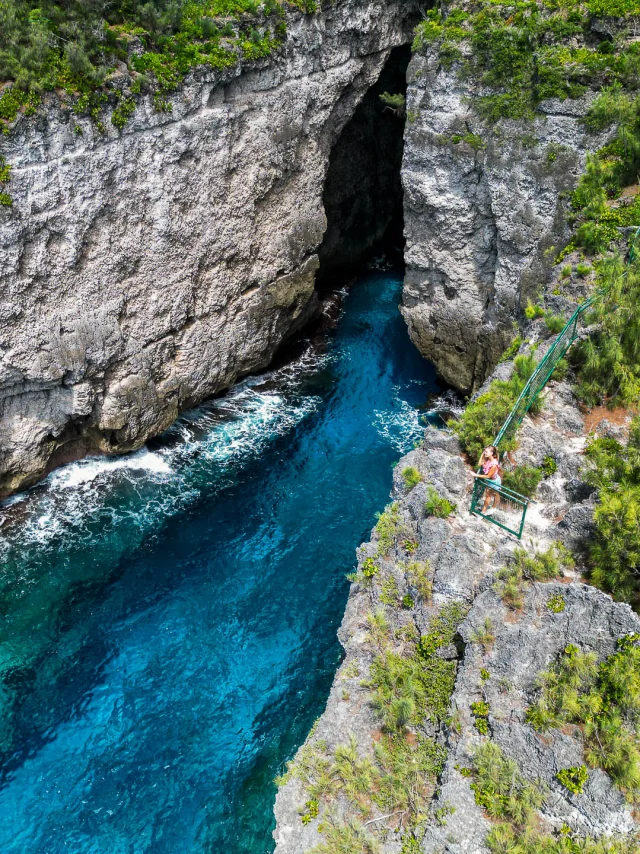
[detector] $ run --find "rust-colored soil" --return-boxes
[583,405,633,435]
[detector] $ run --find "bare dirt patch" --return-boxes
[583,405,633,435]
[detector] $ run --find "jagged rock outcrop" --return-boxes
[400,50,610,393]
[272,364,639,852]
[0,0,417,497]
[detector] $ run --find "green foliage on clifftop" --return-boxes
[467,741,639,853]
[413,0,640,121]
[583,417,640,604]
[451,354,539,461]
[0,0,314,132]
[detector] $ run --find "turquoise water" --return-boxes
[0,267,440,854]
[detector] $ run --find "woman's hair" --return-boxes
[487,445,498,459]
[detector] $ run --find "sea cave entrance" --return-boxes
[317,43,411,285]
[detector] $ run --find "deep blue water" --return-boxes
[0,267,440,854]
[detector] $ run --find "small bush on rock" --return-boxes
[374,503,402,556]
[502,465,543,498]
[469,742,545,825]
[556,765,589,795]
[406,560,433,602]
[402,466,422,489]
[495,543,573,609]
[425,486,456,518]
[470,617,495,650]
[544,312,566,334]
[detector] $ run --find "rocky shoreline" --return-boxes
[272,350,639,852]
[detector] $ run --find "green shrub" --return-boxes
[418,601,469,657]
[362,557,379,579]
[424,486,456,518]
[406,560,433,602]
[502,465,543,498]
[111,95,136,129]
[495,543,573,609]
[379,575,400,606]
[500,334,523,362]
[551,357,569,381]
[485,820,637,853]
[374,503,401,556]
[0,0,293,130]
[583,419,640,603]
[402,466,422,489]
[542,455,558,477]
[366,611,391,653]
[369,604,468,732]
[561,264,572,278]
[525,300,545,320]
[576,262,592,278]
[495,565,525,610]
[469,742,545,825]
[575,256,640,408]
[526,636,640,799]
[556,765,589,795]
[452,354,538,461]
[471,701,491,735]
[546,594,566,613]
[470,617,495,650]
[470,744,638,853]
[0,156,11,183]
[402,538,418,555]
[544,312,566,334]
[379,91,405,114]
[301,798,320,823]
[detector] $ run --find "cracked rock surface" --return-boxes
[400,47,611,393]
[272,368,639,853]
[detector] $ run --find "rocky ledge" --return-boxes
[272,363,639,852]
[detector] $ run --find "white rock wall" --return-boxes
[0,0,417,496]
[401,49,608,393]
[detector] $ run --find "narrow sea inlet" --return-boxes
[0,267,440,854]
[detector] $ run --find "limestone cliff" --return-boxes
[272,362,639,854]
[0,0,416,497]
[401,48,609,394]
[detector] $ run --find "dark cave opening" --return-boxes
[317,43,411,287]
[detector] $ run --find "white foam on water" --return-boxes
[373,394,425,453]
[1,356,324,557]
[47,449,173,490]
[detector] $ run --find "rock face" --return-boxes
[400,49,609,393]
[0,0,417,497]
[272,361,640,851]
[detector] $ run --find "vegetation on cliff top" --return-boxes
[0,0,314,132]
[582,416,640,604]
[277,603,468,852]
[466,741,639,853]
[413,0,640,121]
[526,636,640,800]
